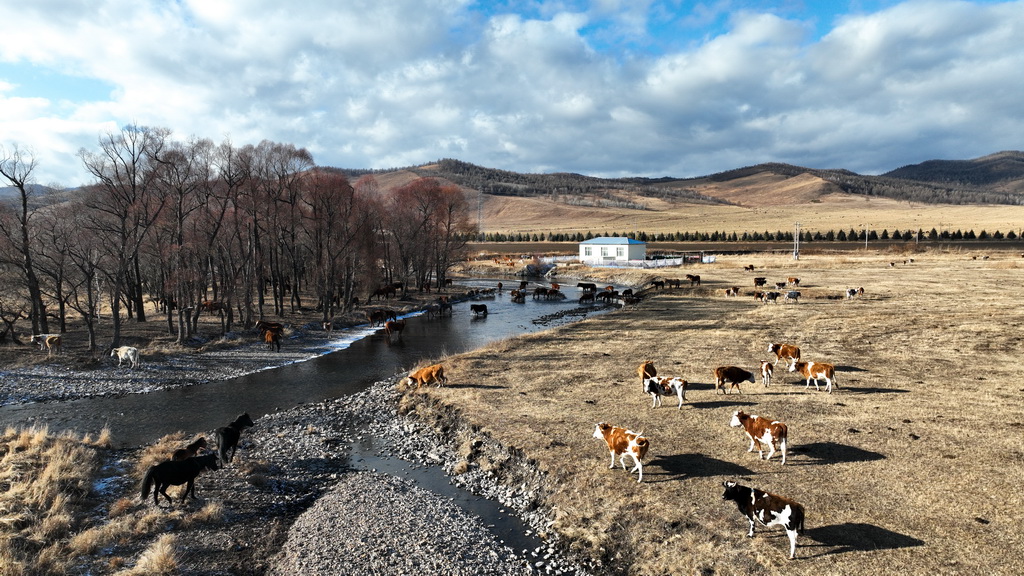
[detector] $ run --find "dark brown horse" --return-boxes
[141,453,219,506]
[215,413,256,465]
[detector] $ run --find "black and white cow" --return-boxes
[721,481,805,559]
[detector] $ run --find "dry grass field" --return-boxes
[476,175,1024,238]
[418,248,1024,575]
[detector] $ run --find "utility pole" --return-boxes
[793,222,800,260]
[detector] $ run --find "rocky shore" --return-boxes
[0,317,598,574]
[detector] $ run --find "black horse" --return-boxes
[141,453,219,507]
[215,412,256,465]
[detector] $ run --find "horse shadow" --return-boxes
[793,442,885,465]
[644,453,754,483]
[802,523,925,557]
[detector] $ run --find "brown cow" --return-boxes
[787,277,800,286]
[264,329,281,352]
[714,366,755,394]
[637,360,657,389]
[405,364,447,389]
[592,422,650,483]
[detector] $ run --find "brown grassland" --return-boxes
[423,247,1024,575]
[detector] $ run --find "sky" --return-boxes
[1,0,1021,187]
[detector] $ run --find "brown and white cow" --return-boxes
[713,366,755,394]
[592,422,650,483]
[405,363,447,389]
[767,342,800,368]
[789,361,838,393]
[643,375,688,409]
[725,287,740,297]
[721,481,805,559]
[730,410,788,464]
[787,277,800,286]
[759,361,773,387]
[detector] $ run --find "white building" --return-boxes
[578,237,647,264]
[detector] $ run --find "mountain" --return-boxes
[388,153,1024,207]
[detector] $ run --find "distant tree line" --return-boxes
[0,128,474,352]
[477,228,1023,243]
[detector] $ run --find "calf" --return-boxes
[637,360,657,389]
[172,436,208,461]
[787,277,800,286]
[264,329,281,352]
[767,343,800,368]
[44,335,62,357]
[759,360,773,387]
[405,363,447,389]
[713,366,755,394]
[111,346,141,368]
[789,361,838,393]
[721,481,805,559]
[592,422,649,483]
[643,375,688,409]
[384,319,406,341]
[730,410,788,464]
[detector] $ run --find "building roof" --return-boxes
[579,236,646,245]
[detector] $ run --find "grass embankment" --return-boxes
[0,428,225,576]
[408,248,1024,575]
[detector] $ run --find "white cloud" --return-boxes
[0,0,1022,185]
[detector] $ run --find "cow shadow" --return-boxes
[645,453,754,483]
[802,523,925,556]
[688,399,758,410]
[794,442,885,465]
[839,383,910,394]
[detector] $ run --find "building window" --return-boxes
[616,247,624,257]
[600,247,609,257]
[583,246,592,256]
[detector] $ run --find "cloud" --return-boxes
[0,0,1022,185]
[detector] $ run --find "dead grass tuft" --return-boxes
[115,533,179,576]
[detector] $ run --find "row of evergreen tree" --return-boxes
[476,228,1024,243]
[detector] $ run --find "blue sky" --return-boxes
[1,0,1021,186]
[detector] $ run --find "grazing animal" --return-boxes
[44,335,62,357]
[759,361,773,387]
[767,343,801,368]
[576,282,597,293]
[644,375,688,409]
[322,320,333,335]
[579,292,595,304]
[762,291,780,304]
[753,277,767,287]
[637,361,657,388]
[264,329,281,351]
[650,280,666,290]
[730,410,788,464]
[725,287,740,297]
[845,288,859,299]
[510,290,526,303]
[784,290,801,304]
[111,346,140,368]
[713,366,755,394]
[666,278,682,289]
[384,319,406,341]
[200,300,225,314]
[255,320,284,336]
[405,363,447,389]
[172,437,208,461]
[743,265,755,271]
[215,413,256,465]
[141,454,220,507]
[775,282,788,290]
[787,277,800,286]
[721,481,805,559]
[789,361,838,393]
[592,422,650,483]
[686,274,701,286]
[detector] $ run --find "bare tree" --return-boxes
[78,125,169,348]
[0,145,49,335]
